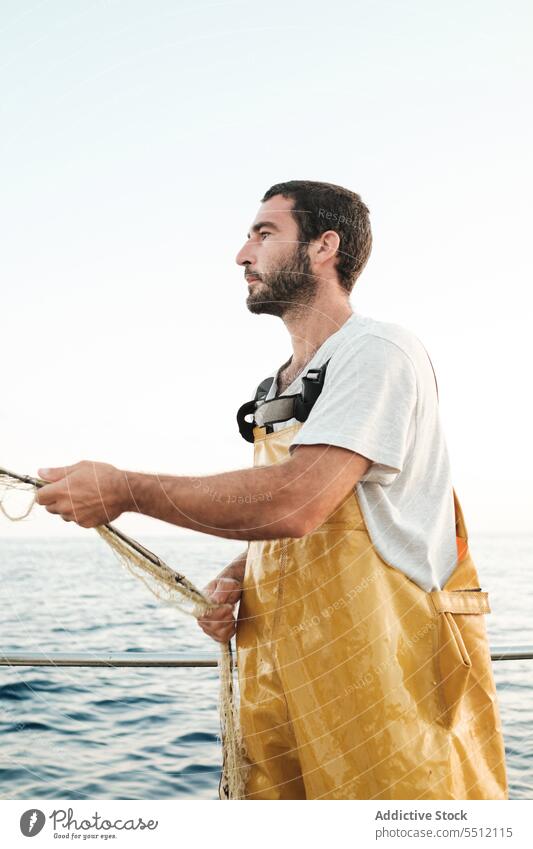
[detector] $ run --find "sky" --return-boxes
[1,0,532,540]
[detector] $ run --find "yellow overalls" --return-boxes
[236,421,508,800]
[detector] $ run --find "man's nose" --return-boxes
[235,240,256,267]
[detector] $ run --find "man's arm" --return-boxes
[36,444,372,540]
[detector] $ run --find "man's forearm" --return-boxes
[124,463,299,541]
[217,547,248,582]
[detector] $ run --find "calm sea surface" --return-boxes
[0,533,532,800]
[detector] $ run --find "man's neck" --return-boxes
[282,300,354,367]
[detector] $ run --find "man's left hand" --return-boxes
[35,461,132,528]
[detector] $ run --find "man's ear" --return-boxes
[313,229,340,262]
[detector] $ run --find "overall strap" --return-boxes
[237,359,331,443]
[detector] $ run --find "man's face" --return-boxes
[235,195,318,317]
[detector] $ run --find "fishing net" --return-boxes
[0,467,250,800]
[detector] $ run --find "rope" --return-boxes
[0,489,36,521]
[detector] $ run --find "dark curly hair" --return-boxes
[261,180,372,293]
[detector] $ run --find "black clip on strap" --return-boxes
[236,376,275,443]
[293,360,330,423]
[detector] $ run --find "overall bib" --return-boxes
[236,420,508,800]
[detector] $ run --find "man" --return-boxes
[36,180,508,801]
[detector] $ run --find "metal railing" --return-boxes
[0,652,220,667]
[1,646,533,668]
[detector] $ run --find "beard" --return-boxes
[245,242,318,318]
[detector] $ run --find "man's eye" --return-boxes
[260,231,271,239]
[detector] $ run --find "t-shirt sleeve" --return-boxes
[288,335,418,483]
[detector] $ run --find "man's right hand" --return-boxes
[196,549,247,643]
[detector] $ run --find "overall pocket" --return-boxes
[430,589,491,728]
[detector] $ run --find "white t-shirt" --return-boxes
[264,311,458,592]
